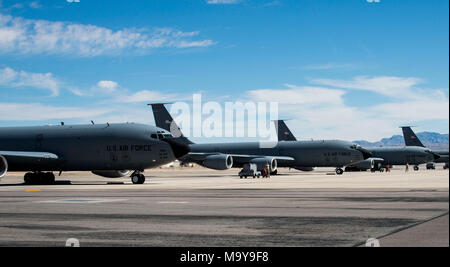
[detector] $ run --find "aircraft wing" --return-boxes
[187,152,295,162]
[0,151,59,164]
[344,157,384,168]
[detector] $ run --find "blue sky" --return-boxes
[0,0,448,141]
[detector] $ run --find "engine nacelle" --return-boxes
[249,157,278,172]
[294,167,315,172]
[202,154,233,170]
[353,158,375,170]
[91,170,130,178]
[0,155,8,178]
[352,158,384,170]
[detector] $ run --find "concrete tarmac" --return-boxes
[0,166,448,247]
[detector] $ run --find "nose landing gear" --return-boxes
[131,171,146,184]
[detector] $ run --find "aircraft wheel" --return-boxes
[336,168,344,175]
[43,172,55,184]
[24,173,34,185]
[131,174,145,184]
[414,166,419,171]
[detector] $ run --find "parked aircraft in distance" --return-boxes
[401,126,449,169]
[274,120,439,172]
[150,104,372,175]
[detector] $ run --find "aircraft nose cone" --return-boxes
[356,147,372,160]
[162,138,190,159]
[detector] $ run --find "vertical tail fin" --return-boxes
[149,103,194,145]
[273,120,297,141]
[400,126,425,147]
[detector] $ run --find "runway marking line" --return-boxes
[353,211,450,247]
[36,198,128,204]
[158,201,190,204]
[25,189,41,192]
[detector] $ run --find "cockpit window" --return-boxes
[152,132,173,139]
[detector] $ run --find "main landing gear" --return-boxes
[24,172,55,185]
[413,165,419,171]
[336,168,344,175]
[131,171,146,184]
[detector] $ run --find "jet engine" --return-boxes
[353,158,375,170]
[249,157,278,172]
[0,155,8,178]
[202,154,233,170]
[347,158,384,171]
[91,170,130,178]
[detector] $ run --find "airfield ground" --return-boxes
[0,165,448,247]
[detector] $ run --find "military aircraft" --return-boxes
[401,126,449,169]
[0,123,189,185]
[273,120,439,172]
[150,104,372,175]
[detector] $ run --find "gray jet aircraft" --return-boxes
[274,120,439,172]
[401,126,449,169]
[150,104,372,175]
[0,123,189,185]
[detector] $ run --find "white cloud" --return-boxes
[29,1,41,9]
[369,98,449,121]
[0,67,60,96]
[248,84,345,105]
[0,102,112,121]
[206,0,241,4]
[0,14,215,57]
[10,3,23,9]
[118,90,177,103]
[96,80,118,94]
[310,76,422,99]
[246,77,449,141]
[69,79,180,103]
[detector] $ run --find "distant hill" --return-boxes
[354,132,449,150]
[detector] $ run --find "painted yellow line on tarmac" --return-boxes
[25,189,41,192]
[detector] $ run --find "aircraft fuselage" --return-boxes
[0,123,177,172]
